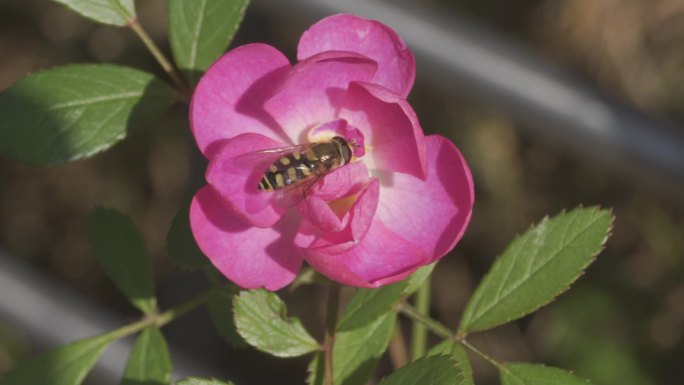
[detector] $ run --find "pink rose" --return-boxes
[189,14,474,290]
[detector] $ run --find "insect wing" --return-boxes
[273,173,323,208]
[234,143,319,208]
[233,144,309,168]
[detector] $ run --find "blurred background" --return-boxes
[1,0,684,384]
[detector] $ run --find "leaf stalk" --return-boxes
[105,288,216,341]
[410,275,431,359]
[397,301,510,373]
[128,19,190,99]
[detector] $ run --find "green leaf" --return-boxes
[88,207,157,315]
[168,0,250,84]
[53,0,136,26]
[0,64,177,166]
[306,353,323,385]
[378,355,462,385]
[166,204,209,270]
[176,378,234,385]
[501,363,592,385]
[427,341,474,385]
[334,312,395,385]
[308,312,396,385]
[338,281,407,331]
[459,207,613,334]
[404,263,437,296]
[207,285,246,348]
[0,333,114,385]
[122,327,171,385]
[233,289,319,357]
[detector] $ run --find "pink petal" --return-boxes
[298,14,416,97]
[190,43,292,158]
[339,82,427,179]
[306,119,349,142]
[315,178,378,248]
[377,135,474,262]
[304,214,429,288]
[206,133,288,227]
[294,163,372,247]
[310,161,370,201]
[264,51,377,143]
[297,177,378,251]
[190,186,302,290]
[297,195,344,233]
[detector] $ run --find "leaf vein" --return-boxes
[189,0,208,69]
[43,92,143,112]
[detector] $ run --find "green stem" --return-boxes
[398,301,509,373]
[323,283,341,385]
[104,316,150,340]
[105,288,215,340]
[397,301,453,340]
[410,275,431,360]
[455,337,507,372]
[128,19,189,98]
[156,289,216,326]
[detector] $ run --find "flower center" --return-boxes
[328,193,359,218]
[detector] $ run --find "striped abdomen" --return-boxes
[258,150,317,191]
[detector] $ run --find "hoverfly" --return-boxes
[236,136,355,207]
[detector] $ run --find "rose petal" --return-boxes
[304,214,429,288]
[340,81,427,179]
[264,51,377,143]
[311,161,370,201]
[298,14,416,97]
[376,135,474,261]
[297,195,344,233]
[297,177,378,250]
[206,133,288,227]
[191,43,292,158]
[190,186,302,290]
[314,178,378,248]
[295,163,380,247]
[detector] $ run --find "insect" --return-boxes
[236,136,354,207]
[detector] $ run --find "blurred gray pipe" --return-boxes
[0,251,220,384]
[254,0,684,192]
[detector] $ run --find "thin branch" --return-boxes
[454,337,508,373]
[410,275,431,359]
[106,287,216,340]
[156,288,216,326]
[397,301,512,375]
[128,19,190,99]
[397,301,453,340]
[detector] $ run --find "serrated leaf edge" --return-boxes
[501,362,593,385]
[459,207,614,334]
[233,290,320,357]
